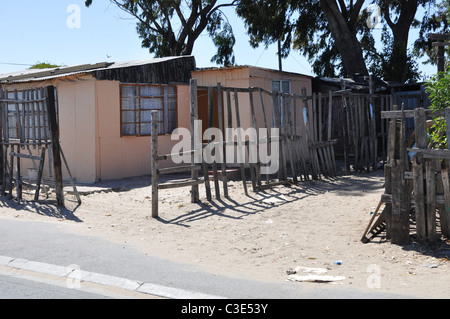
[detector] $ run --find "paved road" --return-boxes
[0,217,417,300]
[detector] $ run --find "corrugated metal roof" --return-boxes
[0,56,194,84]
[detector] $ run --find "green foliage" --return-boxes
[425,65,450,149]
[237,0,442,83]
[210,23,236,66]
[86,0,237,67]
[29,62,61,69]
[414,0,450,68]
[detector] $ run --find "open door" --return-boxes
[197,89,224,143]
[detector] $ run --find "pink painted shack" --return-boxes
[0,56,196,184]
[193,65,313,164]
[0,59,313,184]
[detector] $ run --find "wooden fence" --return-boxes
[0,86,80,207]
[150,79,341,217]
[362,107,450,245]
[151,79,430,219]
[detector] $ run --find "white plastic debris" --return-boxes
[287,274,346,283]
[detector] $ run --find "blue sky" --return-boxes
[0,0,438,79]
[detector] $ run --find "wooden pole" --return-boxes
[390,108,410,245]
[248,87,261,190]
[258,88,271,184]
[190,79,200,203]
[414,108,427,243]
[208,87,221,199]
[45,86,64,207]
[234,88,248,195]
[426,160,437,242]
[217,83,229,198]
[151,110,159,218]
[34,147,47,201]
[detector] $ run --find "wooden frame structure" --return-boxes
[362,107,450,245]
[0,85,80,207]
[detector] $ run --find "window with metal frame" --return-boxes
[272,80,291,127]
[120,84,177,136]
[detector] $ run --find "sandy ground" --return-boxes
[1,168,450,299]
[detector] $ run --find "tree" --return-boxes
[375,1,422,82]
[414,0,450,69]
[29,62,62,69]
[85,0,237,66]
[237,0,438,83]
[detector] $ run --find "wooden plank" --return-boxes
[30,89,36,147]
[157,165,201,175]
[287,94,304,181]
[34,147,47,201]
[190,79,200,203]
[413,158,426,243]
[342,94,350,173]
[408,148,450,159]
[293,95,309,181]
[13,90,23,144]
[42,88,49,143]
[352,96,360,170]
[382,108,446,119]
[361,200,383,242]
[156,150,195,161]
[414,108,427,150]
[46,86,64,207]
[310,139,339,149]
[390,160,410,244]
[3,89,9,144]
[37,89,42,146]
[2,145,7,196]
[151,111,159,218]
[234,88,248,195]
[22,90,28,144]
[15,145,22,203]
[302,88,318,180]
[208,86,221,199]
[327,91,333,141]
[59,145,81,205]
[158,179,204,190]
[8,145,14,199]
[318,92,323,142]
[217,83,229,198]
[258,88,271,184]
[426,160,437,242]
[369,76,377,169]
[248,87,261,189]
[441,162,450,238]
[387,120,396,162]
[9,152,42,161]
[283,93,298,183]
[312,93,318,143]
[272,91,286,181]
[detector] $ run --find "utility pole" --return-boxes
[429,33,450,74]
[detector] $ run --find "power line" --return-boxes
[0,62,33,66]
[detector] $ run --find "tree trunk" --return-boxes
[320,0,369,77]
[383,0,418,83]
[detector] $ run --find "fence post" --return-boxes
[414,108,427,243]
[151,110,159,218]
[190,79,200,203]
[46,86,64,207]
[390,109,410,244]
